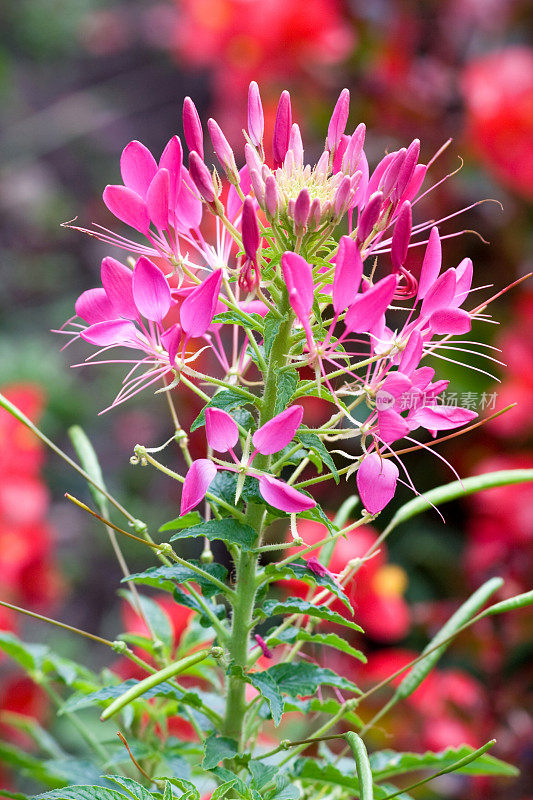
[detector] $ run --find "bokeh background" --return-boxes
[1,0,532,796]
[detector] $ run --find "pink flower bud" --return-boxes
[391,201,412,272]
[245,142,263,176]
[254,634,273,659]
[208,118,238,179]
[188,151,216,204]
[357,191,383,244]
[309,198,321,229]
[342,123,366,174]
[288,123,304,168]
[380,148,406,197]
[334,175,351,217]
[205,408,239,452]
[293,188,311,233]
[249,169,265,207]
[393,139,420,202]
[247,81,264,147]
[264,175,279,219]
[357,453,399,514]
[183,97,204,159]
[327,88,350,153]
[242,197,260,263]
[273,90,292,168]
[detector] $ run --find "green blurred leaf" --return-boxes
[203,734,239,769]
[68,426,108,516]
[370,745,518,780]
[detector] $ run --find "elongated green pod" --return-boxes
[100,647,213,720]
[394,577,503,701]
[345,732,373,800]
[481,590,533,618]
[383,470,533,537]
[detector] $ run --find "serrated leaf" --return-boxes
[33,789,131,800]
[269,627,366,662]
[370,745,519,780]
[191,390,258,433]
[212,311,265,332]
[294,760,412,800]
[263,315,282,358]
[249,762,278,791]
[167,780,199,800]
[210,780,238,800]
[170,519,257,551]
[123,562,228,598]
[263,662,360,696]
[297,430,339,484]
[298,505,337,535]
[230,666,284,726]
[259,598,363,633]
[159,512,203,532]
[274,370,299,415]
[68,426,108,516]
[264,561,351,611]
[203,734,239,770]
[105,776,155,800]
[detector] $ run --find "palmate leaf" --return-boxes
[263,561,352,611]
[258,597,363,633]
[105,776,155,800]
[370,745,519,780]
[33,789,132,800]
[269,627,366,662]
[123,561,228,598]
[202,734,239,770]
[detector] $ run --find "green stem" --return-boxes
[222,289,293,746]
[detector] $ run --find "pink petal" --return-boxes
[188,151,215,204]
[273,90,292,168]
[409,404,477,432]
[356,453,399,514]
[390,201,412,272]
[180,269,223,339]
[452,257,473,307]
[327,88,350,153]
[429,307,472,335]
[281,252,314,321]
[132,257,172,323]
[332,236,363,316]
[161,324,182,367]
[403,163,427,202]
[180,459,217,515]
[205,408,239,453]
[417,227,441,300]
[420,268,456,317]
[100,257,137,319]
[119,140,158,198]
[242,197,260,262]
[175,167,203,231]
[146,168,170,231]
[183,97,204,159]
[410,366,435,391]
[80,319,139,347]
[258,475,315,513]
[253,405,303,455]
[399,330,423,375]
[75,288,116,324]
[377,409,410,444]
[103,185,150,233]
[344,274,397,334]
[376,372,412,411]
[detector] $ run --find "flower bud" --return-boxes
[208,118,238,181]
[264,175,279,220]
[188,151,217,204]
[242,197,260,263]
[245,142,263,176]
[327,88,350,154]
[288,123,304,168]
[249,168,265,206]
[247,81,264,147]
[391,201,412,272]
[342,123,366,174]
[380,148,406,197]
[183,97,204,159]
[273,90,292,168]
[293,188,311,234]
[334,175,351,217]
[392,139,420,203]
[357,191,384,245]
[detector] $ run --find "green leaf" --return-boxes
[191,390,258,433]
[203,734,239,770]
[259,598,363,633]
[0,632,48,672]
[105,777,155,800]
[249,762,278,791]
[68,426,108,517]
[159,512,203,532]
[0,741,67,789]
[297,430,339,484]
[119,591,173,650]
[212,311,265,332]
[262,662,360,696]
[123,562,228,598]
[274,370,299,415]
[269,627,366,662]
[345,733,373,800]
[263,315,282,358]
[33,789,131,800]
[294,760,412,800]
[166,779,199,800]
[370,745,519,780]
[210,780,238,800]
[230,666,284,726]
[263,561,351,611]
[170,519,257,551]
[384,469,533,536]
[298,505,337,535]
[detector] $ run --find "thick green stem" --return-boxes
[222,290,293,745]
